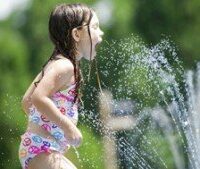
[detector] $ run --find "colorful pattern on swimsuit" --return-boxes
[18,132,64,169]
[19,83,79,169]
[28,83,78,150]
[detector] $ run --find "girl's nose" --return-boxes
[99,29,104,37]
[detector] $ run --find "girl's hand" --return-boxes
[64,125,83,147]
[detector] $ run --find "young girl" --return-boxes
[19,3,104,169]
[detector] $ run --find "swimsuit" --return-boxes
[18,83,79,169]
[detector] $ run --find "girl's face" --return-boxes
[77,12,104,60]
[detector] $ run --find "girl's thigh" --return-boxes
[28,151,77,169]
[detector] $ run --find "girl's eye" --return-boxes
[93,24,99,29]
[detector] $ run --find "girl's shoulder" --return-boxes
[46,57,74,75]
[32,57,75,98]
[53,56,74,68]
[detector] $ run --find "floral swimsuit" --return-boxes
[18,83,78,169]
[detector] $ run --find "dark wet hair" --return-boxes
[34,3,94,104]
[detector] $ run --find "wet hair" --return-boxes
[34,3,94,104]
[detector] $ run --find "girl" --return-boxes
[19,3,104,169]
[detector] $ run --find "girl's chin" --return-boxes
[83,55,95,61]
[84,52,96,60]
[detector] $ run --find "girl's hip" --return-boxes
[18,131,69,169]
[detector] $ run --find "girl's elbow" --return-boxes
[21,98,27,112]
[21,97,31,114]
[21,95,28,105]
[21,97,26,107]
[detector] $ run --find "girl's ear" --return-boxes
[72,28,81,42]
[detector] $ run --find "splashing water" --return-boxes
[78,35,200,169]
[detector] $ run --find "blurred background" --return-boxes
[0,0,200,169]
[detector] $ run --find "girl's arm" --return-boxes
[31,59,82,146]
[21,73,42,114]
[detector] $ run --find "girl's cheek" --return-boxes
[92,32,98,41]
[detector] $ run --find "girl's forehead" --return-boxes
[90,13,99,24]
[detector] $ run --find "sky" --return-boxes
[0,0,112,26]
[0,0,30,20]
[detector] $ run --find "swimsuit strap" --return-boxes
[68,82,76,90]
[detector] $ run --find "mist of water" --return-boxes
[79,35,200,169]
